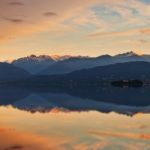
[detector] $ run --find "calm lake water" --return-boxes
[0,86,150,150]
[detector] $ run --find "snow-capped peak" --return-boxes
[50,55,74,61]
[12,55,54,63]
[115,51,140,57]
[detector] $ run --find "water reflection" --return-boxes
[0,86,150,115]
[0,86,150,149]
[0,107,150,150]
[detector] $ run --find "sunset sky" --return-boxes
[0,0,150,60]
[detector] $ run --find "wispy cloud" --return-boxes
[8,2,24,6]
[88,28,150,38]
[0,0,149,58]
[43,12,57,17]
[138,39,148,44]
[89,130,150,140]
[140,28,150,35]
[0,127,74,150]
[2,17,24,23]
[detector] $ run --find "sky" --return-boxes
[0,0,149,60]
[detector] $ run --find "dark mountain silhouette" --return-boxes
[21,61,150,87]
[11,51,150,75]
[0,62,30,81]
[39,55,114,75]
[64,61,150,81]
[39,51,150,75]
[12,55,55,74]
[12,54,84,74]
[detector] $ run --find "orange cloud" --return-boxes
[88,28,150,38]
[89,130,150,140]
[140,28,150,35]
[0,0,100,42]
[0,126,73,150]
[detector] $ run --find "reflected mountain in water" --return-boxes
[0,86,150,115]
[0,86,30,105]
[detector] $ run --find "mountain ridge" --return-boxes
[7,51,150,75]
[0,62,30,81]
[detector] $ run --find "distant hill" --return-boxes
[0,62,30,81]
[14,61,150,87]
[61,61,150,83]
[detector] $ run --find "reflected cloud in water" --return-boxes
[0,126,73,150]
[0,107,150,150]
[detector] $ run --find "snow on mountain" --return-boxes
[115,51,140,57]
[12,54,78,74]
[10,51,150,75]
[12,54,89,74]
[12,55,56,74]
[50,55,75,61]
[13,55,54,62]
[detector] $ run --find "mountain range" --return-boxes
[0,62,30,81]
[11,51,150,75]
[16,61,150,88]
[12,54,87,74]
[1,51,150,83]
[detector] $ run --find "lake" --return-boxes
[0,86,150,150]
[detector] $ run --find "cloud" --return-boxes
[8,2,24,6]
[88,28,150,38]
[43,12,57,17]
[88,30,136,37]
[140,28,150,35]
[3,17,24,23]
[139,39,148,43]
[89,130,150,140]
[0,0,149,45]
[0,126,74,150]
[0,0,100,42]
